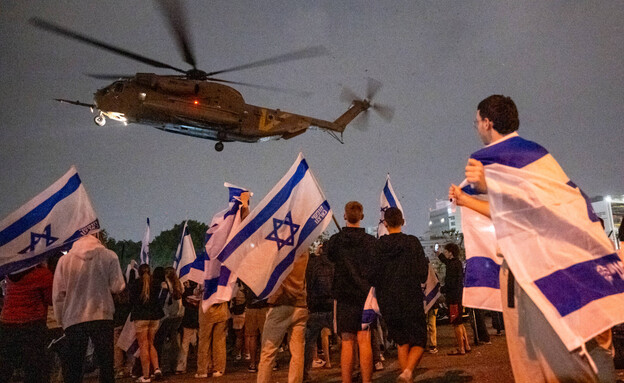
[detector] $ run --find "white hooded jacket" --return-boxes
[53,235,125,329]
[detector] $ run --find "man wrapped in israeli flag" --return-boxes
[0,166,100,276]
[450,95,620,382]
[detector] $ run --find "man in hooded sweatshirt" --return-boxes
[53,233,125,383]
[326,201,376,383]
[373,207,429,383]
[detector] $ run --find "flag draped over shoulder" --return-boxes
[218,153,332,299]
[460,181,503,312]
[140,218,150,265]
[361,287,380,330]
[378,174,404,237]
[471,133,624,351]
[423,263,442,313]
[0,166,100,276]
[174,221,197,282]
[201,183,251,311]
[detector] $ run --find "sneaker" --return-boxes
[194,373,208,378]
[428,347,439,354]
[312,359,326,368]
[153,369,163,381]
[235,352,242,361]
[379,353,385,361]
[397,369,413,383]
[273,362,279,371]
[137,377,151,383]
[245,353,251,360]
[247,364,258,373]
[374,361,384,371]
[212,371,224,378]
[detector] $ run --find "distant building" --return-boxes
[591,195,623,249]
[420,199,463,261]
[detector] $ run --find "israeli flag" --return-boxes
[218,153,332,299]
[471,132,624,351]
[201,183,251,311]
[377,174,404,237]
[361,287,380,330]
[0,166,100,276]
[140,218,150,265]
[423,263,442,313]
[173,221,197,282]
[460,180,503,312]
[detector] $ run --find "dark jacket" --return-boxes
[306,252,334,313]
[129,278,165,321]
[439,254,463,304]
[372,233,428,320]
[326,227,376,304]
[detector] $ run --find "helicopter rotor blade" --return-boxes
[352,110,370,132]
[86,73,134,80]
[372,103,395,122]
[29,18,188,74]
[340,86,359,104]
[366,77,382,100]
[155,0,197,69]
[208,78,311,97]
[205,45,329,77]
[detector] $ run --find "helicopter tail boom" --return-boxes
[310,99,371,133]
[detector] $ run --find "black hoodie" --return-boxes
[326,227,376,304]
[373,233,428,320]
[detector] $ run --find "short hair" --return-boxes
[477,95,519,135]
[384,207,404,228]
[444,243,460,258]
[344,201,363,224]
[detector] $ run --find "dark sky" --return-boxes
[1,1,623,240]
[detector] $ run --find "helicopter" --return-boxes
[30,1,393,152]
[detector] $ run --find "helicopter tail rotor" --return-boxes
[340,77,394,131]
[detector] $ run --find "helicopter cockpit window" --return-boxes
[113,82,124,93]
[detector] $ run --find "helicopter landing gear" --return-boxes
[214,141,224,152]
[94,114,106,126]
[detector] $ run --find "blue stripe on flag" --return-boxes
[534,252,624,317]
[566,181,601,223]
[0,173,81,247]
[383,182,397,208]
[362,309,376,324]
[217,159,309,263]
[470,136,548,169]
[425,283,441,304]
[257,200,330,299]
[464,257,501,289]
[203,276,219,300]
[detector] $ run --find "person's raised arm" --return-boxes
[449,184,490,218]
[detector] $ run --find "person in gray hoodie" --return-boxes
[53,233,125,383]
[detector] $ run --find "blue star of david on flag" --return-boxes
[266,211,300,250]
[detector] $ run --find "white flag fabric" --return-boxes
[173,221,197,283]
[460,181,503,312]
[140,218,150,265]
[201,183,251,311]
[0,166,100,276]
[377,174,404,237]
[470,132,624,351]
[218,153,332,299]
[361,287,380,330]
[423,263,442,313]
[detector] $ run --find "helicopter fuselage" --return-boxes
[94,74,318,143]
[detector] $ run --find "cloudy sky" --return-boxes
[1,1,622,240]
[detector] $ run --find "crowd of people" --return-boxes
[1,94,623,383]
